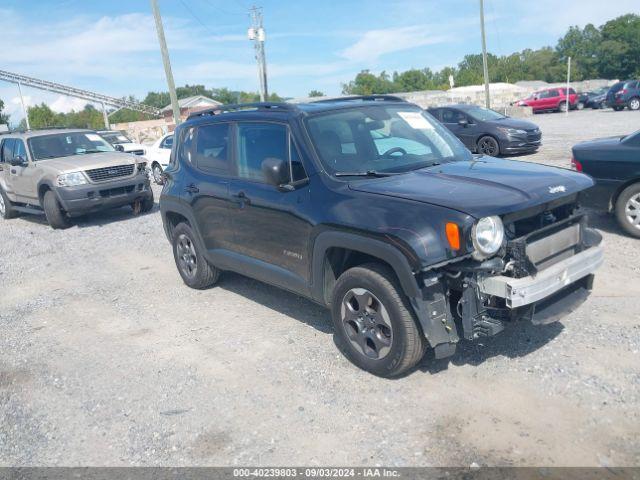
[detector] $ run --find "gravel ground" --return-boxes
[1,109,639,467]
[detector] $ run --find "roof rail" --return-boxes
[187,102,296,120]
[310,95,407,104]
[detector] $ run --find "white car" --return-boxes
[98,131,146,156]
[144,133,173,184]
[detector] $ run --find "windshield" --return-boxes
[28,132,115,160]
[305,105,471,175]
[465,106,506,122]
[101,132,132,145]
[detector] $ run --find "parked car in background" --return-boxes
[0,129,153,229]
[582,87,609,109]
[606,80,640,111]
[97,130,146,156]
[428,104,541,156]
[144,132,173,184]
[160,97,603,377]
[515,87,578,113]
[572,129,640,237]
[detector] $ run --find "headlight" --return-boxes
[57,171,87,187]
[498,127,527,135]
[472,216,504,259]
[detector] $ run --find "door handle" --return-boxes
[231,191,251,207]
[185,184,199,194]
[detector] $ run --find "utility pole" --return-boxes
[151,0,181,126]
[479,0,490,108]
[17,82,30,130]
[248,6,268,102]
[101,102,110,130]
[565,56,571,117]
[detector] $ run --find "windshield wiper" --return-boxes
[334,170,401,178]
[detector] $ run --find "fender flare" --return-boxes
[310,230,421,304]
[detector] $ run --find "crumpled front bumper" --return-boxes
[477,241,604,309]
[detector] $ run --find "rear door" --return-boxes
[182,123,235,252]
[228,121,312,283]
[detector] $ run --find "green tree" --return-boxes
[0,99,9,124]
[308,90,325,97]
[28,103,60,128]
[556,24,601,79]
[596,14,640,78]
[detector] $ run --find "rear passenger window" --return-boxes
[1,139,15,163]
[195,124,230,173]
[178,127,195,165]
[237,123,287,182]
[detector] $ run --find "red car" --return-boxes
[516,87,578,113]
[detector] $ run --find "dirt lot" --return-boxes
[1,109,639,467]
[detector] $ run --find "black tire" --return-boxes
[0,186,18,219]
[576,101,585,110]
[43,190,70,229]
[628,97,640,111]
[558,102,568,113]
[132,189,154,215]
[615,183,640,238]
[613,106,624,111]
[152,163,164,185]
[331,263,426,377]
[172,222,220,289]
[477,135,500,156]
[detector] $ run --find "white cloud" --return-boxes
[50,96,92,113]
[341,26,453,62]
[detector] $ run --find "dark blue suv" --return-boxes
[160,96,603,377]
[606,80,640,111]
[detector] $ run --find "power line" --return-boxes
[178,0,219,35]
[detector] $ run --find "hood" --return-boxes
[38,152,138,173]
[349,157,593,218]
[491,117,539,131]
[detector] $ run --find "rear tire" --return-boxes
[171,222,220,289]
[576,102,584,110]
[628,97,640,111]
[331,263,426,378]
[615,183,640,238]
[477,136,500,156]
[0,186,18,219]
[43,190,70,229]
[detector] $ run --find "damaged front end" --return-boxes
[412,201,604,359]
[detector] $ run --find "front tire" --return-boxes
[152,163,164,185]
[43,190,70,229]
[558,102,568,113]
[0,187,18,219]
[171,222,220,289]
[132,190,154,215]
[477,136,500,156]
[613,106,624,111]
[615,183,640,238]
[331,263,426,377]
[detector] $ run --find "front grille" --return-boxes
[85,164,134,182]
[526,130,542,142]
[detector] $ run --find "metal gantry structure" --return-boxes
[0,69,161,129]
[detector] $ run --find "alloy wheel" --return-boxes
[153,165,163,184]
[625,193,640,231]
[176,233,198,278]
[478,137,499,156]
[630,98,640,111]
[340,288,393,360]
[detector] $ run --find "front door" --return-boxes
[0,138,15,199]
[229,121,312,283]
[441,108,475,149]
[9,139,38,203]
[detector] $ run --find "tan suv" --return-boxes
[0,128,153,229]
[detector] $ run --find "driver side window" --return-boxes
[13,140,27,162]
[1,139,15,163]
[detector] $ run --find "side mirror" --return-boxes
[114,144,125,152]
[458,118,469,128]
[10,155,26,166]
[261,157,290,188]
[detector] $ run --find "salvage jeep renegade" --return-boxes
[0,129,153,229]
[160,96,604,377]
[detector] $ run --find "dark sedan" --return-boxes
[428,104,541,156]
[572,130,640,237]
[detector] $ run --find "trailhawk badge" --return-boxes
[548,185,567,194]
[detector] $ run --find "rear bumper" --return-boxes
[56,174,152,216]
[477,241,603,309]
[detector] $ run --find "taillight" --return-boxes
[571,157,583,172]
